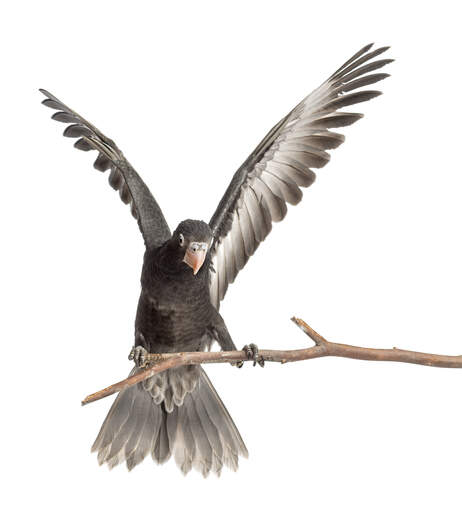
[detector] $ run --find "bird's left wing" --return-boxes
[40,89,171,249]
[208,44,392,309]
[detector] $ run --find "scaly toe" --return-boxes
[128,345,149,368]
[242,343,261,367]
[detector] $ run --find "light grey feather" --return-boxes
[209,45,392,309]
[92,366,246,476]
[128,404,157,470]
[184,394,213,477]
[243,189,266,242]
[252,176,287,220]
[175,403,196,474]
[197,370,248,460]
[92,368,138,454]
[152,411,171,464]
[223,233,236,284]
[192,390,223,463]
[229,216,246,270]
[237,203,256,257]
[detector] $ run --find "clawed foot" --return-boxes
[128,345,149,368]
[235,343,265,368]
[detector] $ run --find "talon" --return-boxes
[128,345,149,368]
[241,343,264,367]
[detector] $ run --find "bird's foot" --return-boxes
[128,345,149,368]
[235,343,265,368]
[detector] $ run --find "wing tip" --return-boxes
[363,42,374,52]
[330,43,393,82]
[39,88,56,101]
[363,43,393,55]
[366,90,383,99]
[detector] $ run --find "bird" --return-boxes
[40,43,392,476]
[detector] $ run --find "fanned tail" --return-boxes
[92,367,247,476]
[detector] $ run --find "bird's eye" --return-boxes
[179,234,184,246]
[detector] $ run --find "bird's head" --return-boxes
[171,219,213,275]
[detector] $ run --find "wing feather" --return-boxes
[40,89,171,249]
[209,44,392,308]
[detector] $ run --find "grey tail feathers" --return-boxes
[91,367,248,476]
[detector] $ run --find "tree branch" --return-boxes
[81,317,462,406]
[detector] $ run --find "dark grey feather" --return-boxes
[152,411,171,464]
[39,88,171,249]
[308,112,364,129]
[340,58,394,83]
[93,152,112,172]
[337,73,390,93]
[324,90,382,110]
[52,111,80,123]
[330,46,390,80]
[42,98,64,110]
[74,138,93,151]
[63,124,93,138]
[328,43,373,78]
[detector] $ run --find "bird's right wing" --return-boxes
[40,90,171,249]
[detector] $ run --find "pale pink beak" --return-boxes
[183,243,208,275]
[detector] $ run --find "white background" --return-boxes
[1,1,461,510]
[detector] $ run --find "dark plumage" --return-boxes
[40,43,392,475]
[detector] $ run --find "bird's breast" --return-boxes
[135,281,213,353]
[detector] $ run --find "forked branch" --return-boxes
[82,317,462,406]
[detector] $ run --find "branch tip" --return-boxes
[291,316,326,346]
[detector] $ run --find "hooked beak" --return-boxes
[183,242,208,275]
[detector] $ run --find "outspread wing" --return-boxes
[208,44,392,308]
[40,89,171,249]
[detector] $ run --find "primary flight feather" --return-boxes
[40,43,392,475]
